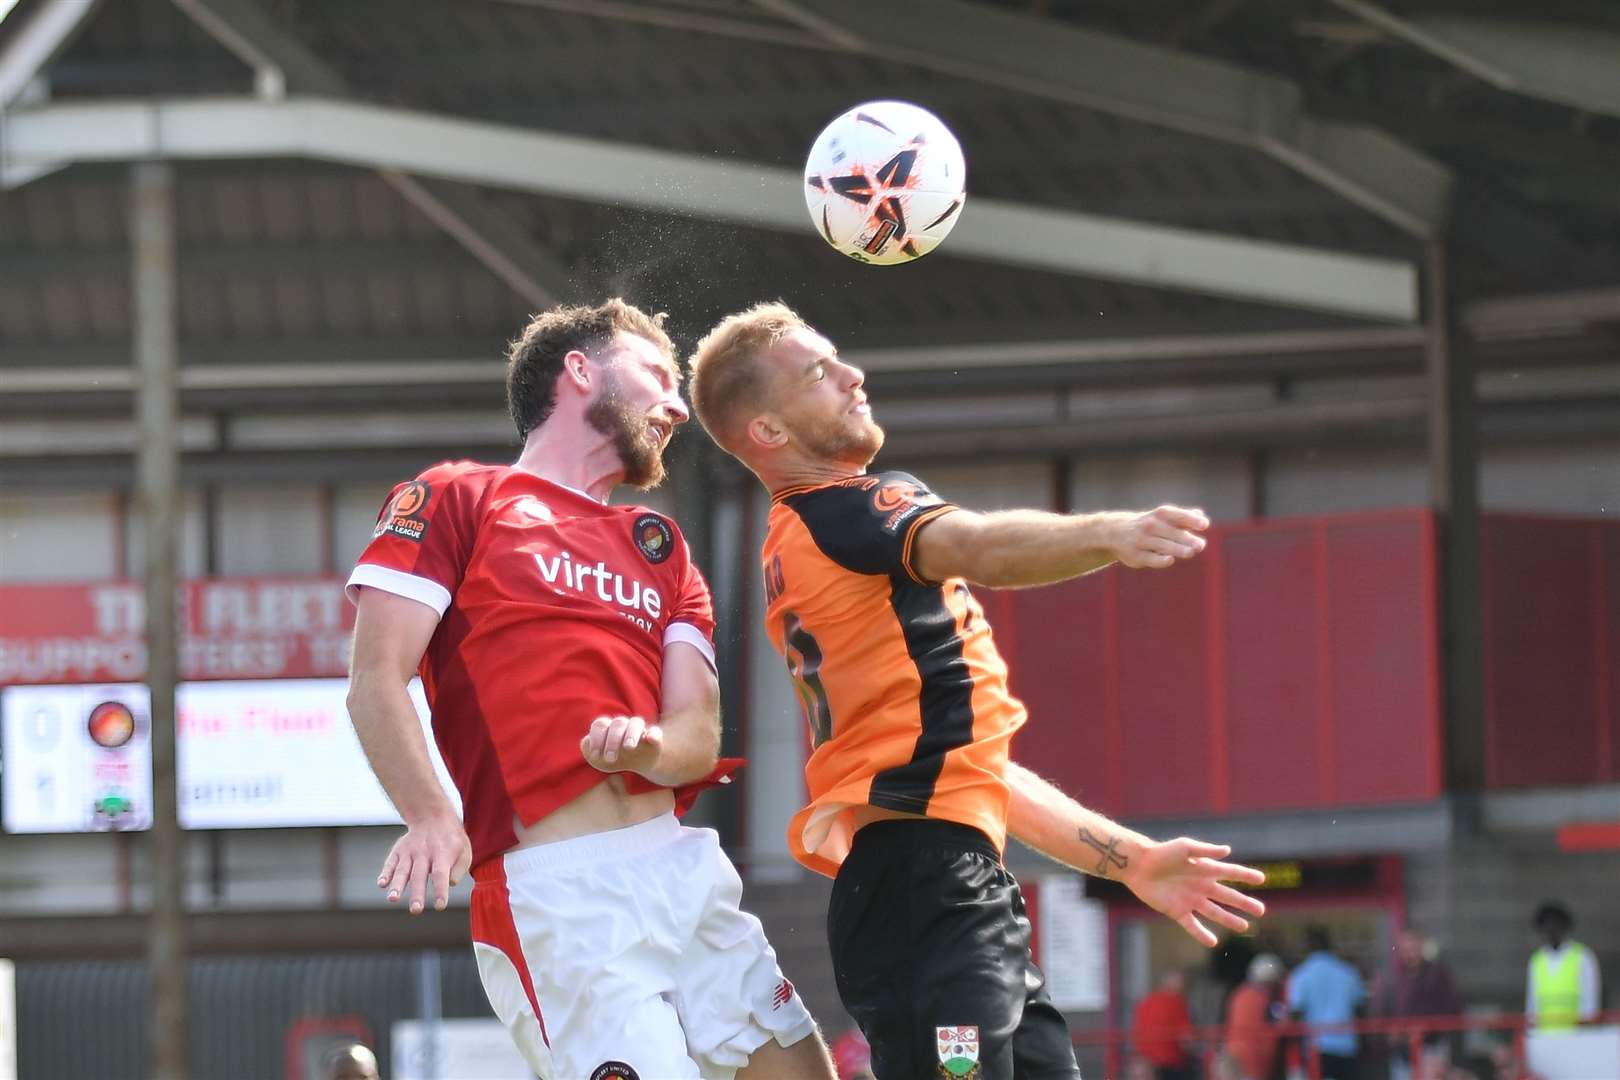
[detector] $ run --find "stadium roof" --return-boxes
[1,0,1615,476]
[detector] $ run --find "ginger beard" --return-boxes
[586,367,666,489]
[786,399,884,469]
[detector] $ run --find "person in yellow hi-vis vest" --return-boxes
[1526,901,1602,1028]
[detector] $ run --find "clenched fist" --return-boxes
[580,713,665,777]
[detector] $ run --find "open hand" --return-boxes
[1112,506,1209,569]
[580,713,664,776]
[1124,838,1266,946]
[379,813,472,915]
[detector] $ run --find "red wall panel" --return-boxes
[1220,525,1325,813]
[1327,517,1443,804]
[1482,516,1619,788]
[1603,526,1620,781]
[1114,564,1213,817]
[1002,576,1120,814]
[1004,510,1444,820]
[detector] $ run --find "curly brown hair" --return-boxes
[504,299,674,438]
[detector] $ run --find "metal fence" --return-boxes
[17,948,494,1080]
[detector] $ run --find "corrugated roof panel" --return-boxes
[352,174,405,241]
[21,184,72,247]
[65,178,123,247]
[224,275,273,338]
[270,271,319,338]
[208,175,265,245]
[363,270,412,337]
[317,270,368,336]
[39,277,89,341]
[0,282,43,343]
[82,275,127,340]
[305,173,360,241]
[407,266,455,335]
[259,173,309,243]
[179,267,226,339]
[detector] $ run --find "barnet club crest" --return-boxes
[935,1026,980,1079]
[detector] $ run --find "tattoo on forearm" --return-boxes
[1079,827,1128,877]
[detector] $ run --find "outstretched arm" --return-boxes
[911,504,1209,588]
[1005,762,1266,946]
[347,588,471,915]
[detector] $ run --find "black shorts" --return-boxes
[827,819,1082,1080]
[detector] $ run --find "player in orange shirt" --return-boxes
[690,302,1267,1080]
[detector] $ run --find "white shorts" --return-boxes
[470,812,817,1080]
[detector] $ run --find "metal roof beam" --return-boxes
[768,0,1452,238]
[1328,1,1620,119]
[0,96,1418,320]
[0,0,102,108]
[171,0,574,307]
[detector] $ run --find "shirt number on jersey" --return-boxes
[782,612,833,748]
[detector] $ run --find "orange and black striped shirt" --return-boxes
[763,470,1027,877]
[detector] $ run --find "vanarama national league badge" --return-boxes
[936,1026,980,1079]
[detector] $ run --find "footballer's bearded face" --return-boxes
[768,328,884,468]
[585,334,686,490]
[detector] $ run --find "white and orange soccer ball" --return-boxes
[803,100,967,265]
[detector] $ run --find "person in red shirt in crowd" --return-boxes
[346,299,835,1080]
[1222,953,1286,1080]
[1134,968,1200,1080]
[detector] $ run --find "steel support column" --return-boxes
[132,160,189,1080]
[1425,242,1485,802]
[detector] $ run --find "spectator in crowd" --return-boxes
[1222,952,1285,1080]
[1378,929,1461,1080]
[1287,925,1367,1080]
[1133,968,1199,1080]
[323,1043,380,1080]
[1525,901,1602,1029]
[831,1026,874,1080]
[1189,937,1258,1034]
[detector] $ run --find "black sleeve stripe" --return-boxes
[899,504,957,586]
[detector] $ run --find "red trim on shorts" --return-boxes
[470,858,550,1047]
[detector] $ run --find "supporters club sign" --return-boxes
[0,578,354,685]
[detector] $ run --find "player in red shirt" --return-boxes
[346,299,834,1080]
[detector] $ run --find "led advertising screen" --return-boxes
[1,678,458,832]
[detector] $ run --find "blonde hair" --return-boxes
[688,301,811,452]
[505,298,673,438]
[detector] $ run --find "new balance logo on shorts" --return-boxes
[772,978,794,1009]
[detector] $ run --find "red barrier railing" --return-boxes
[1079,1010,1620,1080]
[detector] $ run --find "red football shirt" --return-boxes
[347,460,728,865]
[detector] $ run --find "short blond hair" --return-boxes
[689,301,811,452]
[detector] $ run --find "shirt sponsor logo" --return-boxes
[374,481,430,543]
[534,549,663,631]
[873,480,922,531]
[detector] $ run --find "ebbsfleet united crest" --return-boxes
[935,1025,980,1079]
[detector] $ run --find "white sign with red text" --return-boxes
[1,678,458,832]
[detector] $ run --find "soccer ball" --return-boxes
[803,100,967,266]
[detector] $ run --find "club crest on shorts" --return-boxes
[935,1026,980,1079]
[589,1063,639,1080]
[633,513,674,564]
